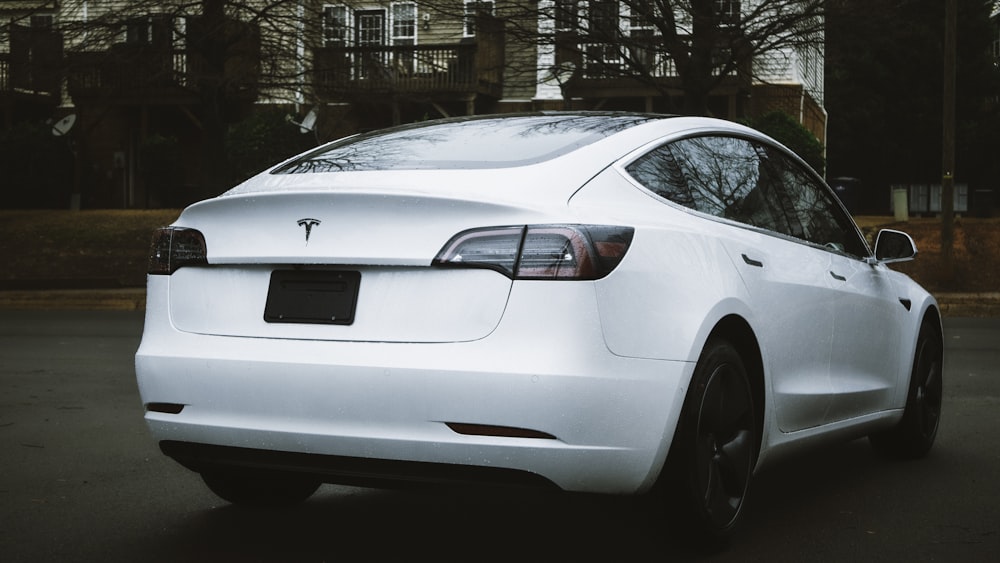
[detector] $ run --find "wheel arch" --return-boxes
[920,305,943,346]
[902,302,943,400]
[706,315,766,462]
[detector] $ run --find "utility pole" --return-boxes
[941,0,956,279]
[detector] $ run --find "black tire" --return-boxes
[869,321,943,459]
[657,338,757,543]
[201,469,321,508]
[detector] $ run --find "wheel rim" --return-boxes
[913,337,943,440]
[694,362,754,529]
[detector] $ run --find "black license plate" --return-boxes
[264,270,360,325]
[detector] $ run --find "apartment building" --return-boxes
[2,1,826,208]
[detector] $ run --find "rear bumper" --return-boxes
[159,440,560,491]
[136,276,692,494]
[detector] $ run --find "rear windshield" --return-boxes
[272,113,659,174]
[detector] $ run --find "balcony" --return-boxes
[0,24,62,105]
[66,47,195,105]
[556,35,751,99]
[314,41,503,101]
[67,44,260,106]
[67,16,260,107]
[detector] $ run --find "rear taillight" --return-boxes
[148,227,208,275]
[433,225,634,280]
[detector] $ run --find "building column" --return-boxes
[533,1,563,103]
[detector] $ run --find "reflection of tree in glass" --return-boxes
[278,129,452,173]
[763,145,865,256]
[672,136,761,218]
[626,134,868,258]
[629,136,795,235]
[275,114,658,174]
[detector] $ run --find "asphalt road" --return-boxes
[0,311,997,562]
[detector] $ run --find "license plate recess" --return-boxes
[264,270,360,325]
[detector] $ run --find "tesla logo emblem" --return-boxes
[297,218,321,244]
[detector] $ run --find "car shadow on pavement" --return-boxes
[111,437,977,562]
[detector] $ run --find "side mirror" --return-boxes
[869,229,917,264]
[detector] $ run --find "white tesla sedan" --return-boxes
[135,112,942,541]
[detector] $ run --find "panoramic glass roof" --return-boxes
[272,113,663,174]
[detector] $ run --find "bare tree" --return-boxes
[420,0,826,116]
[47,1,317,197]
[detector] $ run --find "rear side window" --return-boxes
[626,135,868,258]
[625,136,794,236]
[274,114,657,173]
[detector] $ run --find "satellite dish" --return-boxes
[52,114,76,137]
[548,62,576,85]
[298,108,317,134]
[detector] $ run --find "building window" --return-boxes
[715,0,740,26]
[123,15,171,47]
[125,17,151,44]
[464,1,495,37]
[628,1,655,71]
[628,0,653,29]
[323,5,349,47]
[391,3,417,46]
[992,22,1000,62]
[355,10,386,46]
[581,0,620,76]
[555,0,578,32]
[588,0,618,39]
[391,2,417,74]
[30,14,54,29]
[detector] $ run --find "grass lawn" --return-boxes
[1,209,997,292]
[860,216,1000,293]
[0,209,180,289]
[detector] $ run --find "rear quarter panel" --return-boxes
[570,168,754,363]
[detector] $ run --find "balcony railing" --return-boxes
[314,42,503,99]
[0,54,61,100]
[67,48,192,102]
[0,57,8,93]
[557,34,750,95]
[67,45,258,104]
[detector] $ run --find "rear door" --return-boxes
[625,135,837,431]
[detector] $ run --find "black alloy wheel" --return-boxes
[660,338,757,542]
[869,321,943,459]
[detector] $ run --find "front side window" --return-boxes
[626,135,868,258]
[763,146,868,257]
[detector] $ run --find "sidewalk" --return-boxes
[0,288,997,317]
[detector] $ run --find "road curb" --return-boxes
[934,292,1000,318]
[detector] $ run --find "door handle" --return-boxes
[830,271,847,282]
[742,254,764,268]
